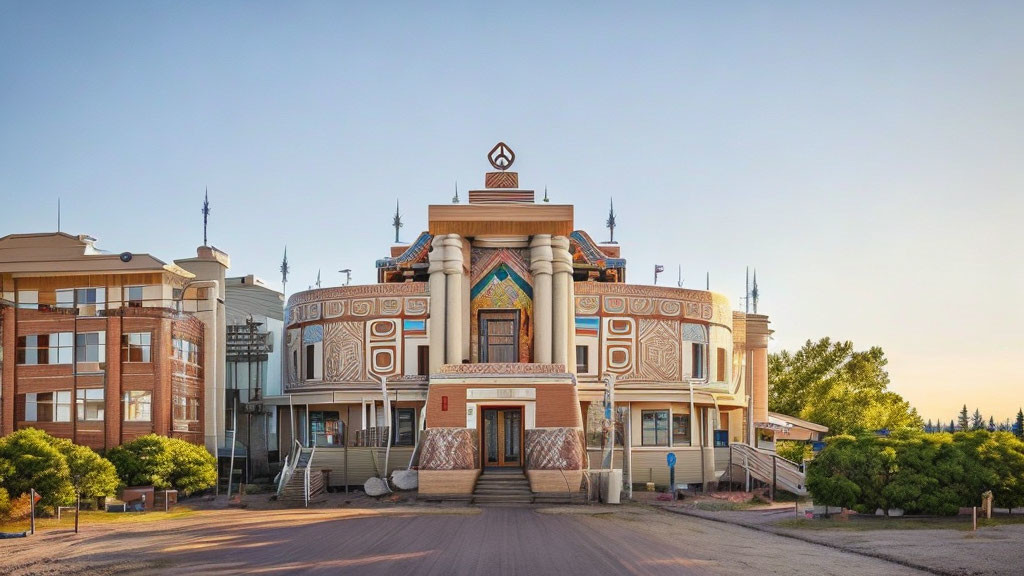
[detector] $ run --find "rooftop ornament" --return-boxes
[488,142,515,171]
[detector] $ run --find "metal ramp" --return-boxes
[728,443,807,496]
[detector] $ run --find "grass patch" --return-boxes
[0,507,195,533]
[691,499,759,511]
[776,515,1024,532]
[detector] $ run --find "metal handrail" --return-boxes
[304,445,316,507]
[275,454,290,495]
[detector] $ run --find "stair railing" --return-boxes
[303,444,317,507]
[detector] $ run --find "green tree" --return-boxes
[971,409,985,431]
[768,338,921,435]
[49,437,119,499]
[1015,409,1024,439]
[108,435,216,495]
[0,428,74,509]
[958,405,970,431]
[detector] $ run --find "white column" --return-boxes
[567,271,576,373]
[529,234,553,364]
[461,239,471,363]
[443,234,464,364]
[551,235,572,368]
[427,236,446,372]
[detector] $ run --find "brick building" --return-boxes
[0,232,224,452]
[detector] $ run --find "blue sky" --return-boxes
[2,2,1022,422]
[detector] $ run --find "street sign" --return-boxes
[666,453,677,467]
[32,492,41,504]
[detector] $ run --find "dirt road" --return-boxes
[0,505,931,576]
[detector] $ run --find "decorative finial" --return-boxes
[752,269,759,314]
[606,198,617,243]
[280,246,290,293]
[654,264,665,285]
[393,199,404,243]
[202,188,211,246]
[316,269,321,289]
[488,142,515,171]
[543,186,549,202]
[452,180,460,204]
[677,265,684,288]
[706,271,709,290]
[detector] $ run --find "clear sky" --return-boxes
[2,2,1021,423]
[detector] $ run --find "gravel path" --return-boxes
[0,505,932,576]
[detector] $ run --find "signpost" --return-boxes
[30,489,38,535]
[667,453,677,501]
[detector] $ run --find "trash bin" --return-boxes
[599,469,622,504]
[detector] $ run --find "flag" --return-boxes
[654,264,665,273]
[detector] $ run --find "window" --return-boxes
[417,345,429,376]
[576,345,589,373]
[394,408,416,446]
[305,344,315,379]
[56,288,106,316]
[75,332,106,363]
[76,389,105,421]
[16,290,38,310]
[714,430,729,448]
[672,414,691,446]
[124,286,144,308]
[25,391,71,422]
[642,410,669,446]
[716,347,726,382]
[121,332,151,362]
[292,350,298,379]
[692,343,706,379]
[173,338,199,364]
[123,391,152,422]
[173,396,199,421]
[16,333,73,365]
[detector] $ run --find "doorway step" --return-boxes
[472,469,533,505]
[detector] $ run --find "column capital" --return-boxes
[442,234,464,275]
[551,235,573,275]
[428,236,446,275]
[530,234,554,276]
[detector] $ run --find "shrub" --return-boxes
[109,435,216,496]
[776,441,812,464]
[0,429,119,510]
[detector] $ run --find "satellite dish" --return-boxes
[119,252,133,263]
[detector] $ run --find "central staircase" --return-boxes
[472,469,533,505]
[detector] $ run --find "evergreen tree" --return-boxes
[958,405,970,430]
[988,416,996,432]
[949,419,956,433]
[971,408,985,431]
[1015,409,1024,439]
[926,419,934,433]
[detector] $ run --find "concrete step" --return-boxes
[473,488,533,495]
[473,496,534,504]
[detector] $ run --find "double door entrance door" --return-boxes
[482,408,522,468]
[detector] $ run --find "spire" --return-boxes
[543,186,549,203]
[202,188,211,246]
[452,181,460,204]
[606,198,617,243]
[677,265,684,288]
[316,269,321,289]
[706,271,709,291]
[393,199,404,243]
[752,269,760,314]
[280,246,290,294]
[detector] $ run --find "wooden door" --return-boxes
[482,408,523,467]
[479,310,519,363]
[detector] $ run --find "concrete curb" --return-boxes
[653,505,962,576]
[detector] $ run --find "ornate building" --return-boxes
[275,144,774,499]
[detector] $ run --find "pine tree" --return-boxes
[949,419,956,433]
[1015,409,1024,439]
[958,405,970,430]
[926,419,934,433]
[971,408,985,431]
[988,416,996,432]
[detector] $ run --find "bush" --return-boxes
[807,430,1024,516]
[0,429,119,511]
[109,435,216,496]
[776,441,812,464]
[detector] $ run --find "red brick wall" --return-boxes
[2,306,16,435]
[425,382,582,429]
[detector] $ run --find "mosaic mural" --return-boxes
[367,319,402,377]
[324,322,364,382]
[469,248,533,363]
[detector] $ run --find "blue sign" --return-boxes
[666,453,677,467]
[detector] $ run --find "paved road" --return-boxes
[0,505,930,576]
